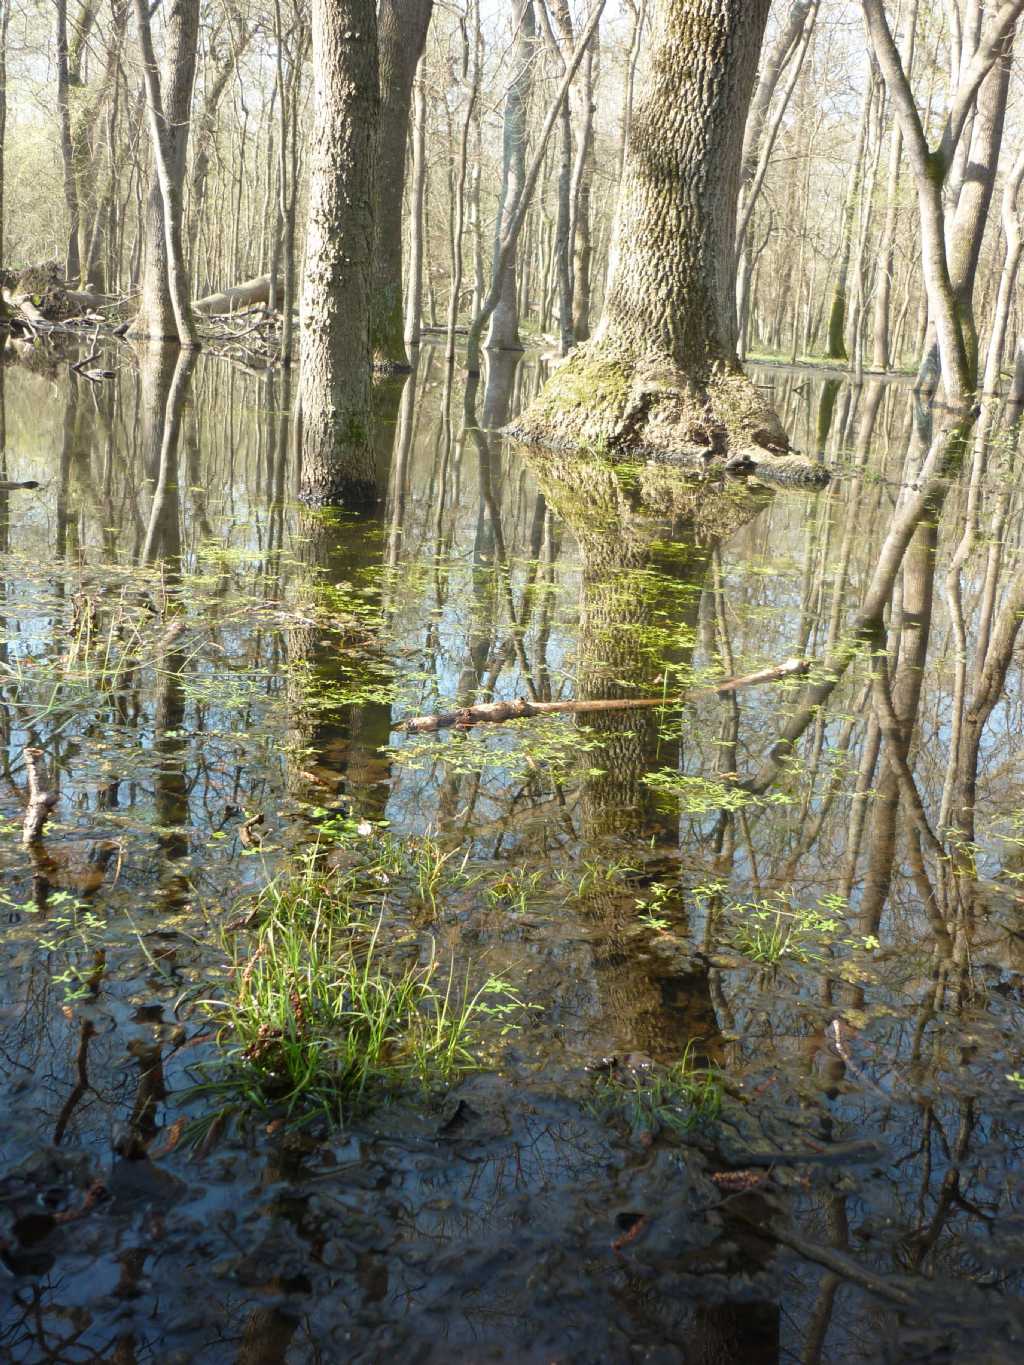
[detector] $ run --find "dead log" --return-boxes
[396,658,809,734]
[193,274,281,316]
[22,747,58,845]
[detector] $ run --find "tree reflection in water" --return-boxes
[0,342,1022,1362]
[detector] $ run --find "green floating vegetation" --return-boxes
[693,881,877,965]
[189,845,528,1133]
[644,770,794,815]
[591,1042,723,1138]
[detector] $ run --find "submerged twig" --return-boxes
[22,746,58,845]
[396,658,809,734]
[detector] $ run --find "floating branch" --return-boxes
[396,658,809,734]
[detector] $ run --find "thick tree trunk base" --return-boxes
[372,356,412,377]
[298,474,378,508]
[509,343,830,486]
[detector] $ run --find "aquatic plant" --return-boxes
[485,866,546,913]
[189,851,525,1130]
[591,1042,722,1137]
[634,880,679,930]
[557,855,638,900]
[692,881,873,965]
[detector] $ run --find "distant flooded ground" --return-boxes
[1,340,1022,1363]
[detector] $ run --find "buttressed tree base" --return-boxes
[513,0,827,488]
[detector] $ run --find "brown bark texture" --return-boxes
[512,0,824,486]
[298,0,379,505]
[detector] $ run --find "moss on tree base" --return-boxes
[508,344,830,487]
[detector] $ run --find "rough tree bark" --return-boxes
[486,0,536,351]
[513,0,821,484]
[371,0,433,372]
[298,0,379,504]
[128,0,200,346]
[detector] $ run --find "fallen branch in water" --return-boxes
[22,747,58,844]
[396,658,809,734]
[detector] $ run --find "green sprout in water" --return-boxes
[485,866,546,913]
[188,852,528,1133]
[591,1042,722,1137]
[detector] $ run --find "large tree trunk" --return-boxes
[485,0,536,352]
[298,0,379,505]
[128,0,200,345]
[371,0,432,372]
[513,0,817,484]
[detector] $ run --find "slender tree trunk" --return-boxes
[0,0,8,272]
[540,0,575,355]
[734,0,818,344]
[825,69,874,362]
[445,3,480,363]
[486,0,536,351]
[617,0,645,186]
[279,31,305,366]
[571,30,597,340]
[514,0,817,482]
[862,0,1024,404]
[56,0,82,280]
[871,0,919,370]
[189,12,251,274]
[945,32,1014,380]
[69,0,130,290]
[129,0,200,346]
[405,60,428,349]
[298,0,379,504]
[371,0,433,371]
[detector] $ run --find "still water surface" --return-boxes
[0,341,1022,1362]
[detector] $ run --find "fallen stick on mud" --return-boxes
[22,746,58,844]
[396,657,809,734]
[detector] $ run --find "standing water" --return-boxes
[0,341,1022,1362]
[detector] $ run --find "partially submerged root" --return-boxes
[508,344,829,487]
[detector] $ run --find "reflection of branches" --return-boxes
[53,1018,97,1144]
[749,412,969,794]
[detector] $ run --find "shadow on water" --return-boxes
[0,337,1023,1361]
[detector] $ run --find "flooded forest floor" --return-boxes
[0,340,1023,1363]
